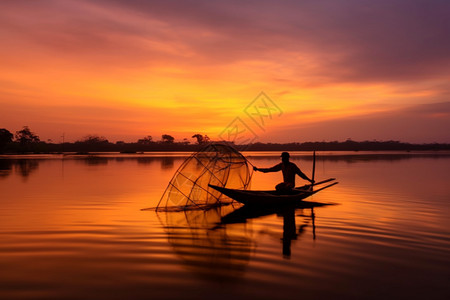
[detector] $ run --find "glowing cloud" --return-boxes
[0,0,449,142]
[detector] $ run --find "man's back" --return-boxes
[280,161,300,185]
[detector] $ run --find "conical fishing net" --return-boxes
[156,143,252,211]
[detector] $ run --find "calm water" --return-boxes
[0,152,449,300]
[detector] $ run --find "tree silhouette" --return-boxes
[15,126,40,152]
[137,135,153,144]
[192,134,204,144]
[77,135,109,144]
[15,126,40,144]
[192,134,210,144]
[161,134,174,144]
[0,128,13,152]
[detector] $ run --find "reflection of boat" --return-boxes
[209,178,338,206]
[220,200,333,225]
[221,202,335,258]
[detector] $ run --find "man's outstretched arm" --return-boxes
[254,163,282,173]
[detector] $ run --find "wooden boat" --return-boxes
[209,178,338,206]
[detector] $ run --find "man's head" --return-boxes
[281,152,290,163]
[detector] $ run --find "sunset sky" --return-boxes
[1,0,449,143]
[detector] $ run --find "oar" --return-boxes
[312,182,338,193]
[300,181,339,194]
[295,178,335,190]
[313,178,335,186]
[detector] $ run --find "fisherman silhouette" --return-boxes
[253,152,314,192]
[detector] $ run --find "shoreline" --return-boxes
[2,150,450,159]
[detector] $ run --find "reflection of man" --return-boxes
[253,152,314,192]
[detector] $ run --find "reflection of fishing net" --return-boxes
[157,206,254,280]
[156,143,252,211]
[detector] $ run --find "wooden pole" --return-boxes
[312,151,316,188]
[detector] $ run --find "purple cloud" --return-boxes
[95,0,450,83]
[266,102,450,143]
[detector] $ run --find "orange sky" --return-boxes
[1,0,449,143]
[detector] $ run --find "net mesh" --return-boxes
[156,143,252,211]
[156,206,255,279]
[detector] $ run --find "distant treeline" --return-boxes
[242,140,450,151]
[1,126,449,154]
[3,140,449,154]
